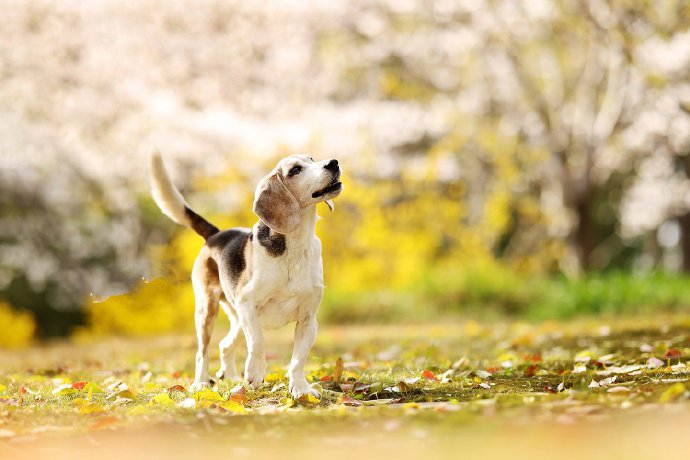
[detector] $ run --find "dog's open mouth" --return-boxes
[312,180,342,198]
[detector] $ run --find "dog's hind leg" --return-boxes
[216,299,244,381]
[190,253,221,392]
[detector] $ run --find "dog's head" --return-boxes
[253,155,343,234]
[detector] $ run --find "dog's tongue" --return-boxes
[325,200,334,212]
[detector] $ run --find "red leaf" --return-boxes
[421,370,438,381]
[167,385,186,393]
[524,353,542,363]
[663,348,681,360]
[71,381,87,390]
[341,395,362,406]
[171,371,181,379]
[19,386,29,395]
[228,394,248,405]
[230,385,247,397]
[544,385,558,394]
[339,383,354,393]
[320,375,333,382]
[524,365,539,377]
[486,366,500,374]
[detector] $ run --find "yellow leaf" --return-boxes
[298,393,320,406]
[53,386,78,396]
[218,400,247,414]
[116,389,137,400]
[193,388,223,401]
[150,393,175,407]
[264,373,283,383]
[84,382,104,393]
[143,382,163,393]
[659,383,686,403]
[403,402,420,409]
[0,384,7,393]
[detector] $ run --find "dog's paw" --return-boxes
[244,357,266,389]
[189,381,211,393]
[289,379,321,400]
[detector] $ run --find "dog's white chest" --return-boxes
[254,239,323,329]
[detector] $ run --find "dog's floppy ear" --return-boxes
[253,171,300,234]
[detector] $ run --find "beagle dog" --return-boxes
[150,152,342,398]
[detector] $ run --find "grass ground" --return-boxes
[1,314,689,459]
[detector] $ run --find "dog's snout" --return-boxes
[324,159,339,171]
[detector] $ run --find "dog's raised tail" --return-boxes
[150,150,219,240]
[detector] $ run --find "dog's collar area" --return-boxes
[312,180,342,198]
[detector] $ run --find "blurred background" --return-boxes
[1,0,690,345]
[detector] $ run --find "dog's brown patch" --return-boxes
[257,222,286,257]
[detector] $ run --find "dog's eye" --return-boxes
[288,165,302,177]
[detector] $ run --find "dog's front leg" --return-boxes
[288,314,320,399]
[236,300,267,389]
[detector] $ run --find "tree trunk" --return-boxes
[573,193,595,271]
[679,213,690,272]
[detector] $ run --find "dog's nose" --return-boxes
[324,159,339,171]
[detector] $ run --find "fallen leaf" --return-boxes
[647,357,665,369]
[264,373,283,383]
[663,349,682,360]
[340,395,362,406]
[167,384,186,393]
[151,393,175,406]
[218,400,247,413]
[659,383,686,403]
[298,393,320,406]
[83,382,104,393]
[524,365,539,377]
[52,384,78,396]
[422,370,438,381]
[71,381,87,390]
[192,388,222,402]
[333,357,344,384]
[352,382,370,394]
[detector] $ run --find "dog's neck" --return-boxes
[286,204,318,243]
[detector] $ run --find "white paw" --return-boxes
[289,379,321,399]
[244,357,266,389]
[189,381,211,393]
